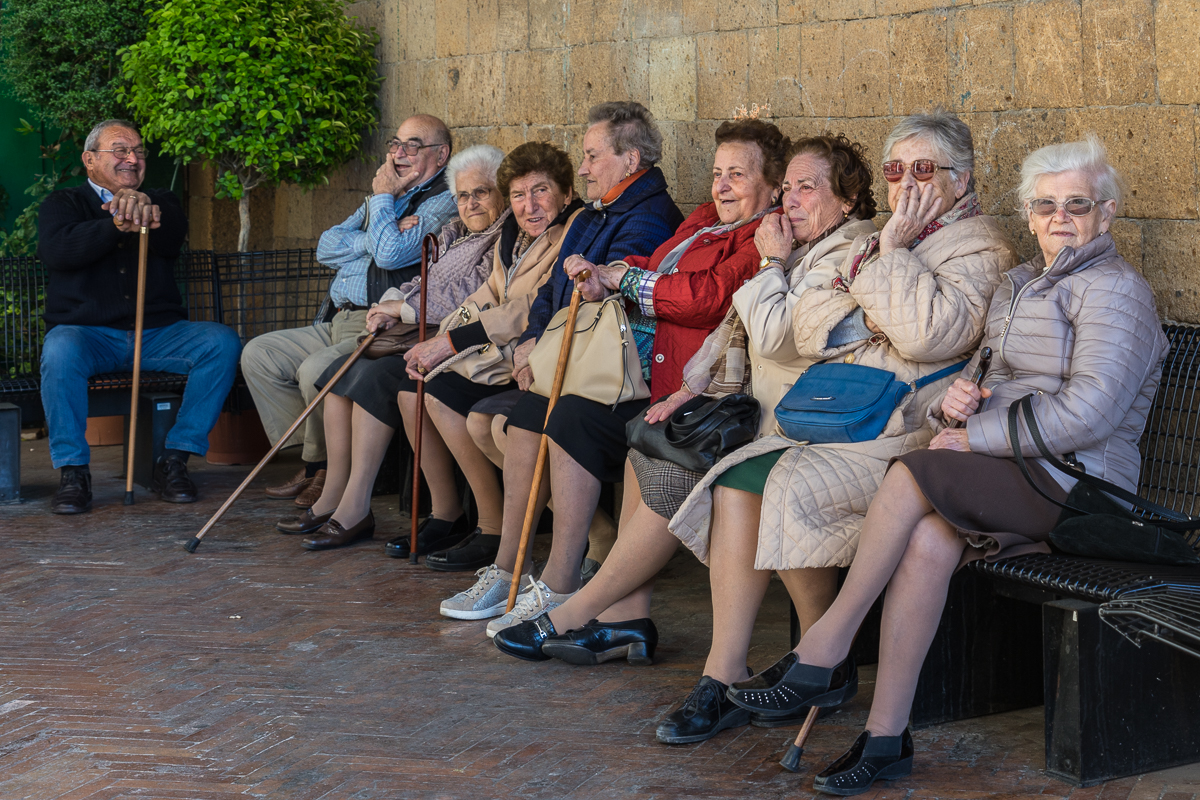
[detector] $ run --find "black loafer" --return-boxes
[152,455,197,503]
[52,466,92,515]
[727,652,857,719]
[540,618,657,666]
[492,616,556,662]
[385,514,470,559]
[655,676,750,745]
[424,528,500,572]
[813,729,914,796]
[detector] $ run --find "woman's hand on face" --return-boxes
[397,215,420,232]
[366,301,406,333]
[940,379,991,424]
[879,182,942,255]
[404,334,455,379]
[929,428,971,451]
[564,254,608,300]
[754,213,792,263]
[643,387,697,424]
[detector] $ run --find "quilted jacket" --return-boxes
[670,212,1016,569]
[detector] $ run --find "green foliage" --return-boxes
[0,122,82,257]
[0,0,148,132]
[119,0,381,203]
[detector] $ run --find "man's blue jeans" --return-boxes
[40,320,242,468]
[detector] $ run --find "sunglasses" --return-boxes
[882,159,953,182]
[1028,197,1098,217]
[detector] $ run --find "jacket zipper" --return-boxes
[997,260,1055,364]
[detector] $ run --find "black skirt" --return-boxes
[505,391,651,483]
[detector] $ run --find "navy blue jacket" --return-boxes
[518,167,683,345]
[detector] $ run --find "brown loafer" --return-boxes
[294,469,326,508]
[276,507,334,535]
[302,511,375,550]
[265,467,311,499]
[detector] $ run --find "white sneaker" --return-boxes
[439,564,516,620]
[484,575,575,638]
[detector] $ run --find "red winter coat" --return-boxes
[621,202,769,393]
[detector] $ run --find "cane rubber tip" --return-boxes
[780,743,804,773]
[124,491,135,505]
[409,553,419,564]
[184,537,201,554]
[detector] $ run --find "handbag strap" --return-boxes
[1008,393,1200,531]
[909,360,970,394]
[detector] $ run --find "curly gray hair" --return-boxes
[882,109,976,192]
[587,101,663,167]
[1016,135,1124,219]
[446,144,504,196]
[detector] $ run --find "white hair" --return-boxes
[1017,134,1124,218]
[84,119,138,152]
[882,109,976,192]
[446,145,504,195]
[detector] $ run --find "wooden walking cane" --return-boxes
[124,227,150,505]
[409,233,439,564]
[505,269,592,612]
[184,331,378,553]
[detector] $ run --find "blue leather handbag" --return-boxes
[774,360,967,444]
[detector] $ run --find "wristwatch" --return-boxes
[759,255,786,269]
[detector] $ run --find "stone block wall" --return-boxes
[187,0,1200,321]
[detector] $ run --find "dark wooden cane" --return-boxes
[949,346,992,429]
[124,227,150,505]
[409,233,439,563]
[505,270,592,613]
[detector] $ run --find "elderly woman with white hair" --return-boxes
[276,144,510,549]
[725,135,1168,795]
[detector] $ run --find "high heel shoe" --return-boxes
[540,618,657,666]
[726,652,857,718]
[813,728,913,796]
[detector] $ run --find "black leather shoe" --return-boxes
[813,729,914,796]
[425,528,499,572]
[276,508,333,535]
[52,466,92,515]
[385,514,470,559]
[727,652,857,719]
[492,616,556,662]
[302,512,376,550]
[541,618,657,666]
[656,676,750,745]
[152,455,197,503]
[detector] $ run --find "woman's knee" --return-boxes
[899,514,964,576]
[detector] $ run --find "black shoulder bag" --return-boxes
[627,393,761,473]
[1008,393,1200,566]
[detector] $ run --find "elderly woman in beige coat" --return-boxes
[658,110,1016,745]
[727,136,1167,796]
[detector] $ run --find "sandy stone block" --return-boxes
[841,18,890,118]
[682,0,719,34]
[379,63,402,128]
[633,0,684,38]
[275,185,313,242]
[1156,0,1200,105]
[889,13,950,115]
[369,0,399,66]
[971,109,1069,215]
[992,214,1040,264]
[648,36,698,122]
[504,50,567,126]
[468,0,529,53]
[800,22,846,119]
[189,163,215,199]
[1013,0,1082,109]
[825,115,896,210]
[1081,0,1155,105]
[765,25,803,118]
[782,0,875,23]
[697,31,750,120]
[404,0,438,61]
[1142,220,1200,323]
[528,0,594,48]
[446,52,504,128]
[436,0,470,57]
[1109,218,1143,274]
[951,6,1015,113]
[594,0,635,43]
[717,0,777,30]
[570,43,650,124]
[775,115,831,144]
[1068,107,1196,220]
[675,120,721,205]
[655,121,679,194]
[876,0,944,17]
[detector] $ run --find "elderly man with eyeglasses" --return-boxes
[241,114,458,504]
[36,118,243,514]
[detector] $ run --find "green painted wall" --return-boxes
[0,93,78,232]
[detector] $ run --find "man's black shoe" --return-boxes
[386,514,471,559]
[152,455,198,503]
[52,465,92,515]
[425,528,500,571]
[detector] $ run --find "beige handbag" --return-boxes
[429,301,514,386]
[528,294,650,409]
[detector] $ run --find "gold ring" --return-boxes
[417,366,427,374]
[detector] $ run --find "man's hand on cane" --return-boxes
[104,188,161,232]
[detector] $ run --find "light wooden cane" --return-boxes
[505,270,591,612]
[409,233,439,563]
[184,331,378,552]
[124,227,150,505]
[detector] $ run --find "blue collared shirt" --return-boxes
[316,169,457,307]
[88,179,115,209]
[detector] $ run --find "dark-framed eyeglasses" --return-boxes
[387,138,445,156]
[456,186,496,205]
[882,159,953,182]
[1028,197,1099,217]
[92,146,147,161]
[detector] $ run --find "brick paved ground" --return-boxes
[2,436,1199,799]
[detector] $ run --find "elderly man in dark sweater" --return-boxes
[37,119,242,514]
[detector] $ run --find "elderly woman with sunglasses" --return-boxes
[657,109,1016,745]
[724,136,1167,795]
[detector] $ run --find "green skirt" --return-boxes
[712,450,786,495]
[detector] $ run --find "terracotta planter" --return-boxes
[206,409,271,465]
[84,415,125,446]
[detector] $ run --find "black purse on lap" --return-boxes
[626,393,760,473]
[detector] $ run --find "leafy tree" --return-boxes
[119,0,381,251]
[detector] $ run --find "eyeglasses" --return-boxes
[387,139,445,156]
[92,146,147,161]
[1028,197,1099,217]
[455,186,495,205]
[882,159,953,182]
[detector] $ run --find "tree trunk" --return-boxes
[237,189,251,252]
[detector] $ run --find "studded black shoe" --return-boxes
[655,676,750,745]
[726,652,857,719]
[813,728,914,796]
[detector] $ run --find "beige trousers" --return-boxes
[240,309,368,462]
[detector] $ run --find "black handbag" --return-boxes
[1008,394,1200,566]
[626,393,761,473]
